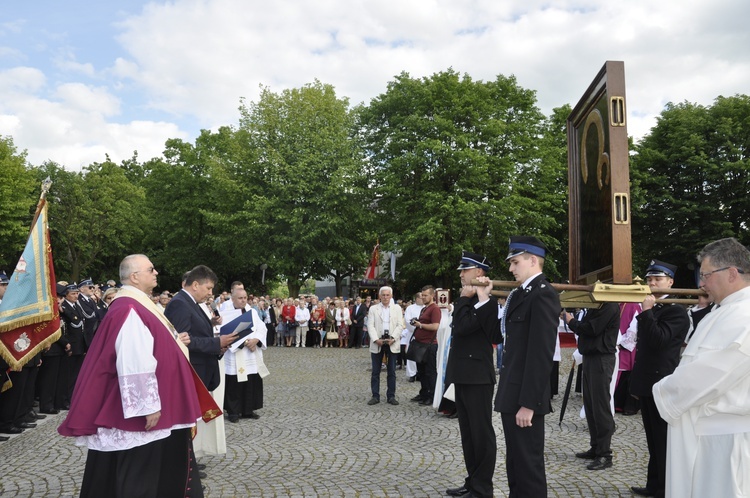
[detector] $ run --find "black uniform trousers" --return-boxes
[501,411,547,498]
[38,356,66,411]
[22,364,39,418]
[640,395,667,497]
[65,354,84,405]
[0,369,28,428]
[581,353,616,457]
[455,383,496,498]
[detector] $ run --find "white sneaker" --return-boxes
[296,344,300,347]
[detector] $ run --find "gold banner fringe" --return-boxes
[0,310,55,334]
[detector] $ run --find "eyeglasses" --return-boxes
[132,266,157,275]
[699,267,745,281]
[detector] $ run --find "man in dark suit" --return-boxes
[348,296,367,348]
[629,260,689,498]
[165,266,236,393]
[494,236,560,498]
[444,251,499,498]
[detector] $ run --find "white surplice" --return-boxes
[193,303,227,458]
[653,286,750,497]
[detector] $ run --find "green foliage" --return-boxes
[630,95,750,279]
[0,136,36,270]
[359,70,568,290]
[33,159,147,282]
[237,80,374,295]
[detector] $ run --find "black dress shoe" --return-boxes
[410,395,423,402]
[228,416,239,423]
[0,425,23,434]
[16,422,36,429]
[408,376,416,383]
[244,412,260,420]
[419,398,432,405]
[197,463,206,470]
[387,398,399,405]
[0,435,9,441]
[630,486,655,496]
[575,448,597,459]
[367,397,380,405]
[198,471,208,479]
[446,485,468,496]
[40,409,60,415]
[587,456,613,470]
[32,412,47,420]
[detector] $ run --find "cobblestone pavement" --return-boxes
[0,347,649,497]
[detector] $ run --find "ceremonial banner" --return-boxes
[364,242,380,280]
[0,195,61,369]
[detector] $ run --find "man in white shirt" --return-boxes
[402,292,423,379]
[654,237,750,497]
[295,300,311,347]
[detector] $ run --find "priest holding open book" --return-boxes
[221,287,269,422]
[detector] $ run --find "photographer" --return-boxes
[410,285,441,406]
[366,286,405,406]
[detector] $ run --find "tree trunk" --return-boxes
[287,279,301,297]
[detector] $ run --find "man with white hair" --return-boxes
[366,286,405,405]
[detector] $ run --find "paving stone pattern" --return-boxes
[0,347,649,497]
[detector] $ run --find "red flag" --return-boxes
[364,242,380,280]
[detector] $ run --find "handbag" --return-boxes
[345,316,352,326]
[325,324,339,340]
[405,337,430,364]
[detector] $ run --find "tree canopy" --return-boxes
[359,69,568,288]
[3,73,747,297]
[630,94,750,284]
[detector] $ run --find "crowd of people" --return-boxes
[2,234,749,498]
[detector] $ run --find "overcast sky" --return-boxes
[1,0,748,170]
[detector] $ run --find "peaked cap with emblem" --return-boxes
[645,259,677,279]
[505,236,548,261]
[78,278,94,288]
[457,250,491,272]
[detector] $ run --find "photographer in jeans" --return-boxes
[410,285,442,406]
[366,286,405,406]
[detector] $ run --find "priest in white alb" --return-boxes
[653,237,750,498]
[221,287,268,422]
